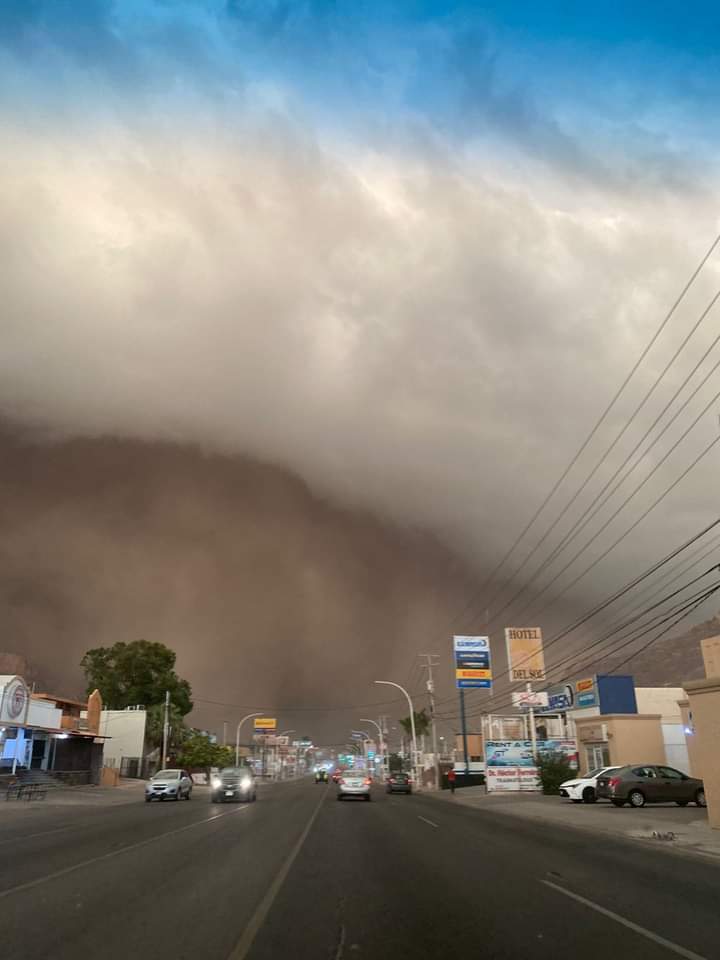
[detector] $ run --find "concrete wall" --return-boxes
[604,715,665,767]
[97,709,147,765]
[27,697,62,730]
[634,687,684,722]
[684,677,720,829]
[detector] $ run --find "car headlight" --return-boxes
[240,778,252,790]
[211,777,222,789]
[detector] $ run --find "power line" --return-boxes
[432,515,720,710]
[443,230,720,636]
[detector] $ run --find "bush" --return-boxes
[535,751,575,795]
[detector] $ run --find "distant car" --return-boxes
[386,773,412,795]
[211,767,257,803]
[559,766,620,804]
[145,769,193,802]
[337,771,372,801]
[596,765,706,808]
[315,769,328,783]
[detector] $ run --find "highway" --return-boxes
[2,779,718,960]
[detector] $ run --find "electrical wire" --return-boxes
[440,230,720,638]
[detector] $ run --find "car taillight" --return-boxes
[608,777,621,788]
[338,778,345,785]
[364,778,372,785]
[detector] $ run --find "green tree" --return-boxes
[535,750,575,796]
[179,733,218,771]
[80,640,193,715]
[145,703,191,752]
[400,708,431,739]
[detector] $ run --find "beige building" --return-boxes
[574,714,666,775]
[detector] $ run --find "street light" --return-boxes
[235,712,264,766]
[276,729,295,780]
[360,718,386,774]
[374,680,419,788]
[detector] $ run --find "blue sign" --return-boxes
[454,635,492,689]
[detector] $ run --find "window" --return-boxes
[657,766,685,780]
[631,767,656,778]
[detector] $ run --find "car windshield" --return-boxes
[586,768,603,779]
[154,770,180,780]
[221,768,249,777]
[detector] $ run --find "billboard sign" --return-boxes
[453,635,492,689]
[0,676,30,724]
[485,738,578,792]
[253,718,277,732]
[511,690,549,709]
[505,627,545,683]
[536,676,598,714]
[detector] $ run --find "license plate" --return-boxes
[225,790,234,796]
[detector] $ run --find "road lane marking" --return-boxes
[0,805,249,901]
[0,825,77,846]
[228,788,328,960]
[540,879,708,960]
[418,815,439,828]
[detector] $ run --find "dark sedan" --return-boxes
[386,773,412,795]
[596,764,706,808]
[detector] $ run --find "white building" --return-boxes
[634,687,689,772]
[92,708,147,769]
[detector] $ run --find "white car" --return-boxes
[337,771,372,801]
[559,766,620,804]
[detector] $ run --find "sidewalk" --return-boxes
[428,786,720,861]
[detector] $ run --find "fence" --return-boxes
[120,756,157,780]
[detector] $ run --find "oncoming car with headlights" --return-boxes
[211,767,257,803]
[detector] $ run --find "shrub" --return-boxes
[535,751,575,795]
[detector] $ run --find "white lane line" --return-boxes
[0,805,248,901]
[540,879,708,960]
[418,815,439,829]
[0,825,76,846]
[228,788,328,960]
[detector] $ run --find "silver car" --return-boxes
[337,771,372,801]
[145,769,193,802]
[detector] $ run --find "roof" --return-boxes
[33,692,87,709]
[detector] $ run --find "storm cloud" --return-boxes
[2,2,720,732]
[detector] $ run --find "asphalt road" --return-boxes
[1,779,718,960]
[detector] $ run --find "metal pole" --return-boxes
[527,682,537,761]
[420,654,441,790]
[235,712,263,766]
[374,680,419,788]
[360,718,384,776]
[222,720,228,747]
[459,689,470,781]
[161,690,170,766]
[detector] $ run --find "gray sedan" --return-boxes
[596,765,705,808]
[145,769,193,802]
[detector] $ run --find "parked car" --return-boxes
[210,766,257,803]
[386,773,412,795]
[596,765,706,808]
[559,766,620,804]
[336,771,372,801]
[145,769,193,802]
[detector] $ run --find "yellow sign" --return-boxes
[504,627,546,683]
[253,718,277,731]
[455,668,492,680]
[575,677,594,694]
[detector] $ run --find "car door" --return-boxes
[629,766,660,802]
[655,766,689,802]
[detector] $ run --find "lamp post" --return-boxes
[277,729,295,780]
[359,718,385,774]
[235,713,263,766]
[374,680,419,788]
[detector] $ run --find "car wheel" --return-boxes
[628,789,646,808]
[676,801,688,807]
[337,794,343,801]
[696,789,707,808]
[582,787,596,804]
[366,794,371,802]
[145,796,151,803]
[571,799,582,804]
[611,799,625,807]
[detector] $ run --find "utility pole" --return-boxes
[419,654,441,790]
[161,690,170,767]
[222,720,228,747]
[459,688,470,781]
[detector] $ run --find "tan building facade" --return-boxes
[574,713,665,775]
[682,677,720,830]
